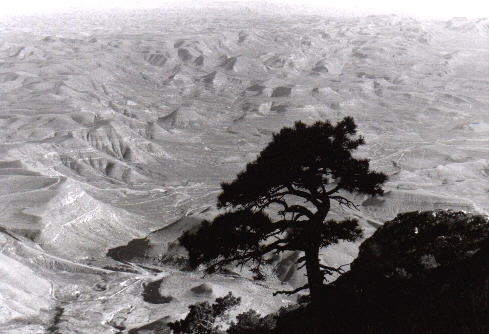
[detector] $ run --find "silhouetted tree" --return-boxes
[180,117,387,307]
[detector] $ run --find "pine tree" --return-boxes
[180,117,387,307]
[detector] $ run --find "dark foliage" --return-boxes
[217,116,386,209]
[352,210,489,278]
[180,210,274,271]
[180,117,386,305]
[228,310,277,334]
[168,292,241,334]
[271,210,489,334]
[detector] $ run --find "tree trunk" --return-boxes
[305,200,329,310]
[305,244,323,309]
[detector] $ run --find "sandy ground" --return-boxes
[0,8,488,333]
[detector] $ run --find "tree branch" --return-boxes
[286,184,321,207]
[320,264,345,275]
[326,185,341,195]
[205,238,293,274]
[330,195,359,210]
[273,284,309,296]
[320,183,327,195]
[274,219,302,230]
[280,204,314,220]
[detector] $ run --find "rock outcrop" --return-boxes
[275,210,489,334]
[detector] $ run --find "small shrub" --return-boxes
[168,292,241,334]
[227,309,276,334]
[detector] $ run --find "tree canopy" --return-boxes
[180,116,387,306]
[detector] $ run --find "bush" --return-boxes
[168,292,241,334]
[228,309,276,334]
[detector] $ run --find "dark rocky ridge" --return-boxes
[274,210,489,334]
[351,210,489,280]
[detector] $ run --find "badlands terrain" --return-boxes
[0,6,488,333]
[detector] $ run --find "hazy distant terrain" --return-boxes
[0,7,488,333]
